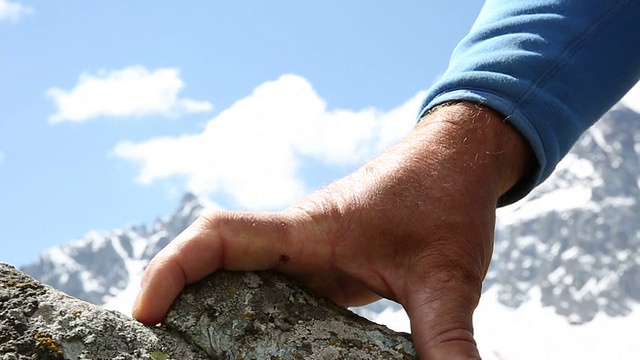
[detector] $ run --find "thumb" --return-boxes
[133,210,301,324]
[404,279,482,360]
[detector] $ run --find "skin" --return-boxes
[133,101,535,360]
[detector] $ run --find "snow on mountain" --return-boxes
[21,193,216,310]
[19,103,640,359]
[474,287,640,360]
[358,288,640,360]
[485,104,640,325]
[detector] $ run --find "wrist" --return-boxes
[416,102,536,201]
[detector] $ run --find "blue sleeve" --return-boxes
[419,0,640,205]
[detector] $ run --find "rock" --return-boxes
[0,263,416,359]
[0,263,207,360]
[164,271,416,359]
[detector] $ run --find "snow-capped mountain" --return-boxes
[21,193,213,308]
[20,103,640,359]
[487,103,640,325]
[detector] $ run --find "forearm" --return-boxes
[414,102,536,200]
[420,0,640,203]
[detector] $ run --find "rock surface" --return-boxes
[165,270,416,359]
[0,263,207,360]
[0,263,415,359]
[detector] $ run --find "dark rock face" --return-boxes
[0,263,415,359]
[486,105,640,324]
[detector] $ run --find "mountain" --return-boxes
[21,193,213,308]
[486,103,640,325]
[20,103,640,359]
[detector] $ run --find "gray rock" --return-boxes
[0,262,207,360]
[0,263,416,359]
[164,270,416,359]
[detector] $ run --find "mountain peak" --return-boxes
[20,193,209,306]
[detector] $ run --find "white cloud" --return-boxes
[0,151,4,164]
[46,66,213,124]
[114,74,424,210]
[0,0,33,22]
[620,80,640,114]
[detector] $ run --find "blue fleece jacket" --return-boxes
[419,0,640,204]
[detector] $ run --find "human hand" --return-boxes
[133,102,534,360]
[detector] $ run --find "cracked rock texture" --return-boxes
[0,263,415,359]
[0,263,207,360]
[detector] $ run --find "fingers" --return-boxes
[132,210,298,324]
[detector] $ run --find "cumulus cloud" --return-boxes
[0,151,4,165]
[114,74,424,210]
[620,80,640,114]
[0,0,33,22]
[46,66,213,123]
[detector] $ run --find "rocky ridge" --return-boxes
[0,263,415,359]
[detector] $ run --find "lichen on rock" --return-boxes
[163,271,416,359]
[0,263,416,359]
[0,263,207,360]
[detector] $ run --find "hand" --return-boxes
[133,102,534,360]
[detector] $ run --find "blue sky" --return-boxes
[0,1,487,266]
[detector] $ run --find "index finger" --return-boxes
[132,210,292,324]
